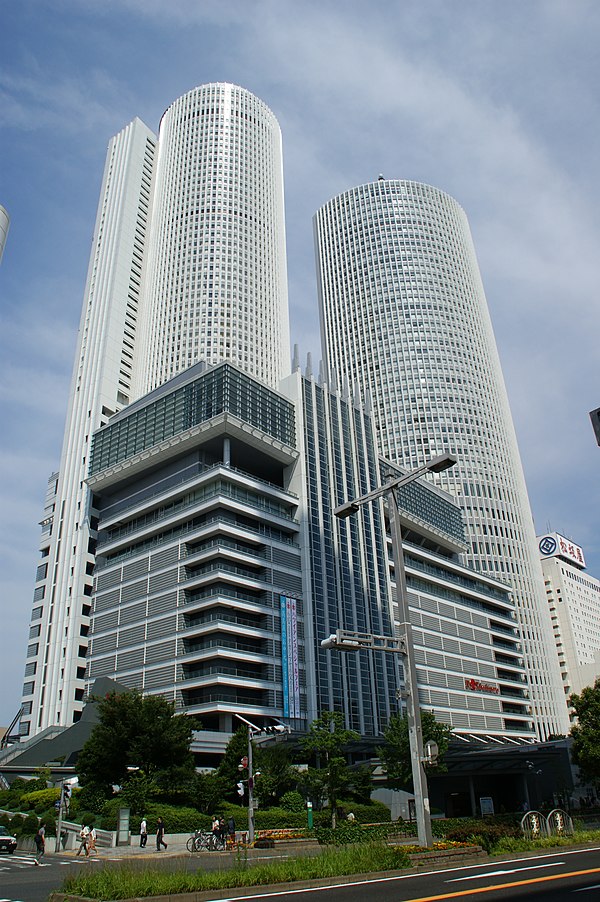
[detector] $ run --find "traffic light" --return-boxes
[236,782,244,797]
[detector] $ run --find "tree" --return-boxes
[378,710,453,791]
[253,744,296,807]
[76,690,194,796]
[570,680,600,788]
[301,712,360,827]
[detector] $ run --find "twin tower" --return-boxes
[20,84,566,744]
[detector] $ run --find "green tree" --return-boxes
[570,680,600,788]
[301,712,360,827]
[253,744,296,807]
[348,764,374,804]
[76,690,194,796]
[378,710,453,791]
[216,726,250,802]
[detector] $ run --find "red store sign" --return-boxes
[465,678,500,695]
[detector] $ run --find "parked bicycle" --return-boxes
[186,830,226,852]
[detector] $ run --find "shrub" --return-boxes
[21,813,40,836]
[98,800,204,833]
[337,801,392,823]
[280,792,306,813]
[445,822,520,852]
[9,815,25,835]
[41,813,57,836]
[253,808,307,830]
[19,787,61,814]
[319,822,394,845]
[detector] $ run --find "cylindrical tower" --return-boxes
[139,83,289,392]
[314,179,567,739]
[0,204,9,264]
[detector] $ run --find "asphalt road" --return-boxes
[2,845,600,902]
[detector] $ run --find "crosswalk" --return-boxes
[0,853,49,870]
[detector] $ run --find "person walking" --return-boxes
[34,822,45,865]
[88,825,97,856]
[76,824,90,857]
[227,815,236,848]
[140,816,148,848]
[156,816,168,851]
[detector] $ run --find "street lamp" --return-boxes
[328,452,456,848]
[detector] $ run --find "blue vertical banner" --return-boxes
[280,595,289,717]
[280,595,300,718]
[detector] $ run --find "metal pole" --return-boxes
[388,485,433,848]
[247,727,255,845]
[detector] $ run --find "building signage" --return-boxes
[280,595,301,718]
[465,678,500,695]
[538,532,585,568]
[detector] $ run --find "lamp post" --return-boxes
[328,452,456,848]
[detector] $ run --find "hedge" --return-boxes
[19,787,61,813]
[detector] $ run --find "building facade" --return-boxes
[21,119,157,736]
[314,178,567,739]
[539,532,600,716]
[137,84,289,395]
[85,362,400,743]
[0,204,9,264]
[20,84,289,737]
[84,359,530,748]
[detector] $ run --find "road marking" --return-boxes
[381,867,600,902]
[447,861,564,881]
[212,866,600,902]
[574,885,600,893]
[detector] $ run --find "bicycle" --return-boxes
[186,830,225,852]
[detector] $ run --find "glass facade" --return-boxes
[90,363,296,476]
[299,376,399,735]
[315,179,567,739]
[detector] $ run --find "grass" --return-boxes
[58,842,411,900]
[55,829,600,901]
[492,828,600,855]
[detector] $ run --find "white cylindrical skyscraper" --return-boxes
[314,179,567,739]
[139,84,289,392]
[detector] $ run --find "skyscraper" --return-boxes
[20,85,289,737]
[138,84,289,394]
[314,178,568,739]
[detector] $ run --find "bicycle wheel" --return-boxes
[186,836,196,853]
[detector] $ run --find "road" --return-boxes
[1,845,600,902]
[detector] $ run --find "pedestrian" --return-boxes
[156,816,168,851]
[88,825,97,856]
[34,822,45,865]
[76,824,90,857]
[140,815,148,848]
[227,815,236,848]
[219,817,226,844]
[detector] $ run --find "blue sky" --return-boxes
[1,0,599,727]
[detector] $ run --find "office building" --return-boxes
[20,84,289,737]
[0,204,9,264]
[314,178,567,739]
[539,533,600,715]
[85,358,530,748]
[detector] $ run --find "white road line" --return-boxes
[206,849,600,902]
[574,885,600,893]
[447,861,565,882]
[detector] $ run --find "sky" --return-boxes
[1,0,599,729]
